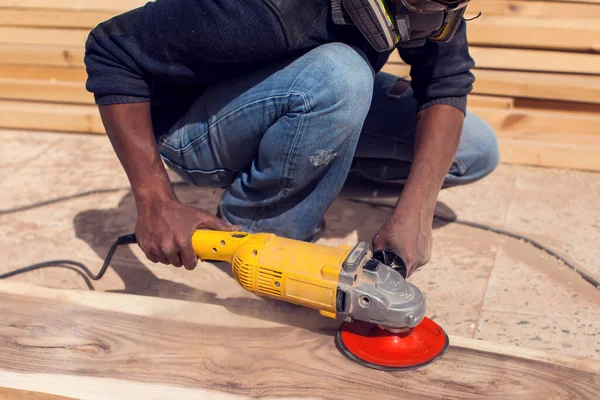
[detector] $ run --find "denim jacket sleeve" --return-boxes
[397,20,475,114]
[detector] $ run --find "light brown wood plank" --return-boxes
[0,372,241,400]
[382,65,600,104]
[0,281,598,399]
[0,0,147,12]
[468,95,514,109]
[472,69,600,103]
[0,386,74,400]
[467,16,600,52]
[0,26,88,46]
[0,8,116,29]
[0,79,92,104]
[469,47,600,75]
[0,65,87,81]
[468,0,600,19]
[499,137,600,171]
[0,44,84,68]
[514,97,600,113]
[0,100,103,133]
[388,48,600,75]
[470,106,600,136]
[499,132,600,147]
[518,0,600,4]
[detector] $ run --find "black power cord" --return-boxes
[0,186,598,290]
[0,233,137,281]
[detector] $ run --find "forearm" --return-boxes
[395,104,463,216]
[99,102,175,207]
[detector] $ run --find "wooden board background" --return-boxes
[0,0,599,171]
[0,281,598,400]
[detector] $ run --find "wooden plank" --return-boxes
[383,63,411,77]
[467,16,600,52]
[472,69,600,103]
[0,281,598,399]
[0,8,116,29]
[382,65,600,104]
[0,65,87,81]
[0,372,239,400]
[471,106,600,136]
[0,386,74,400]
[514,97,600,113]
[499,138,600,171]
[0,100,103,133]
[468,0,600,19]
[0,79,92,104]
[467,95,514,109]
[0,27,88,47]
[518,0,600,4]
[499,132,600,147]
[469,47,600,75]
[388,48,600,75]
[0,0,147,12]
[0,44,84,68]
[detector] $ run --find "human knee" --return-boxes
[451,112,500,184]
[303,43,374,121]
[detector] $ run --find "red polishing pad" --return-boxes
[335,317,449,371]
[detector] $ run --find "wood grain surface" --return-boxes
[0,44,84,68]
[0,387,74,400]
[0,282,598,400]
[387,49,600,75]
[382,64,600,104]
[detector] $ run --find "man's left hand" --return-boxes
[372,207,433,278]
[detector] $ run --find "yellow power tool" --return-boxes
[191,230,449,371]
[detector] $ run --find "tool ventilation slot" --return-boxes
[257,266,283,297]
[233,256,254,291]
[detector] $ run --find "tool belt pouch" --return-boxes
[340,0,398,52]
[336,0,467,51]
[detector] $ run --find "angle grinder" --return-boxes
[192,230,449,371]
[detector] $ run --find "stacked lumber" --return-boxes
[0,1,599,171]
[384,0,600,171]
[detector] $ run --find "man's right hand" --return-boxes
[97,102,240,271]
[136,198,239,270]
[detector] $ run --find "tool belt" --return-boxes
[332,0,469,51]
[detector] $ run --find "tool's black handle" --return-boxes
[373,249,408,278]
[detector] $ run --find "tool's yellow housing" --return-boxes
[192,230,353,319]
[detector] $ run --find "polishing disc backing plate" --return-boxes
[335,317,449,371]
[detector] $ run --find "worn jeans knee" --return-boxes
[157,43,374,240]
[352,72,500,187]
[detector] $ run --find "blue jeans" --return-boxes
[157,43,499,240]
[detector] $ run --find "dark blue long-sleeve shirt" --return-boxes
[84,0,475,127]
